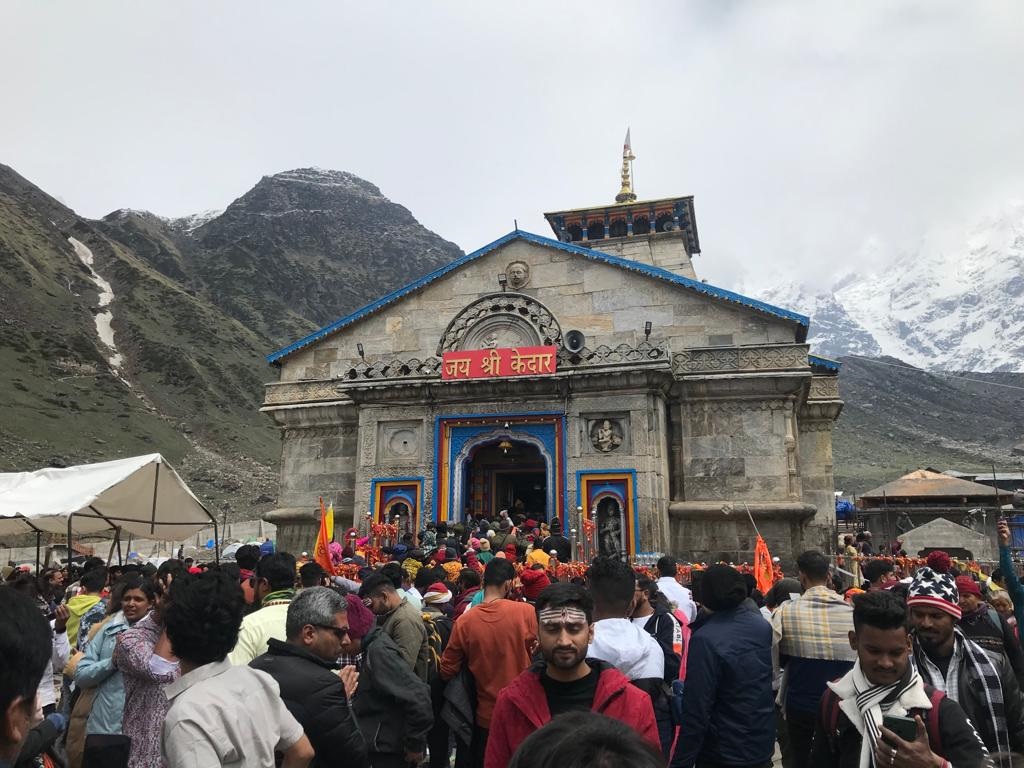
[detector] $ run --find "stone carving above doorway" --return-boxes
[436,293,562,354]
[586,416,628,453]
[377,420,422,463]
[505,261,530,289]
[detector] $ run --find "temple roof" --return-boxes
[860,469,1012,501]
[544,195,700,255]
[267,229,810,364]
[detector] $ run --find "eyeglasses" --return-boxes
[315,624,349,642]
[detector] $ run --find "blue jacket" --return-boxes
[1000,544,1024,628]
[74,611,128,735]
[674,604,775,768]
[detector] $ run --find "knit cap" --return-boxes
[344,593,377,640]
[907,566,961,619]
[954,574,981,597]
[423,582,452,605]
[520,567,551,600]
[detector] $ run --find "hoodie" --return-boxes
[588,618,665,681]
[485,659,659,768]
[66,593,102,648]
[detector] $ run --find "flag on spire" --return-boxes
[624,127,632,154]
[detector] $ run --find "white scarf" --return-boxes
[827,660,932,768]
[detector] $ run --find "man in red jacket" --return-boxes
[484,582,658,768]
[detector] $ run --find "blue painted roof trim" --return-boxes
[267,230,811,363]
[809,354,842,372]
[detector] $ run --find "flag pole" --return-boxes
[742,503,762,540]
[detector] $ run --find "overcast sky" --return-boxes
[3,1,1022,289]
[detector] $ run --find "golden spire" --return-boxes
[615,127,637,203]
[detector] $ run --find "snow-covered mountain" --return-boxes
[757,202,1024,372]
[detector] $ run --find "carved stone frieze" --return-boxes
[282,426,358,439]
[361,465,431,479]
[684,398,790,415]
[359,430,376,467]
[264,380,349,405]
[808,376,841,400]
[341,357,442,381]
[437,293,562,354]
[672,344,809,376]
[559,341,668,368]
[798,420,834,433]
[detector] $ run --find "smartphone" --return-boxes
[882,714,917,743]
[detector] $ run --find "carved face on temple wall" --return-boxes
[506,261,530,289]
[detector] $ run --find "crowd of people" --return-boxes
[2,514,1024,768]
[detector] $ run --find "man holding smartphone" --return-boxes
[808,590,988,768]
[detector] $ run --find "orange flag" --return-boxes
[753,535,773,595]
[313,497,335,576]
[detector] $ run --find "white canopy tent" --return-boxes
[0,454,217,567]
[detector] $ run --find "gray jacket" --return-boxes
[354,627,433,755]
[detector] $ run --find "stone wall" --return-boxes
[895,517,996,562]
[263,236,839,562]
[277,239,798,383]
[587,234,697,279]
[264,402,359,555]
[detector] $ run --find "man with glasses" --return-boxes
[250,587,368,768]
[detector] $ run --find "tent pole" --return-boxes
[35,531,41,574]
[125,533,132,562]
[116,527,123,565]
[149,461,161,535]
[106,531,118,566]
[213,519,220,564]
[67,513,73,566]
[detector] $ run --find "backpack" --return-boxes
[820,686,944,755]
[671,608,692,682]
[422,611,453,683]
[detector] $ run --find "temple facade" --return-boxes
[261,145,843,565]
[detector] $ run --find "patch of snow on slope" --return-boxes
[170,209,224,233]
[69,237,128,378]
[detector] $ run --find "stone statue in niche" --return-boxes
[597,498,625,560]
[590,419,623,452]
[506,261,530,289]
[389,502,411,535]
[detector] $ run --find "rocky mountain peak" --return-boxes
[268,167,384,198]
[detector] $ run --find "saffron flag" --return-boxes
[753,535,774,595]
[325,501,334,543]
[313,496,335,576]
[624,127,631,152]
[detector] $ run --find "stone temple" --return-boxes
[261,142,843,565]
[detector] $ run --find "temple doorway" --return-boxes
[464,440,546,520]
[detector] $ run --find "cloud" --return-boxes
[1,1,1021,290]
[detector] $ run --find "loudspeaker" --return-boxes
[564,330,586,353]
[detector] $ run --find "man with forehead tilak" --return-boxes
[484,583,659,768]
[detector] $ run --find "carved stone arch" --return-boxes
[436,292,563,354]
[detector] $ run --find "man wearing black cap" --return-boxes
[540,519,571,562]
[674,564,775,768]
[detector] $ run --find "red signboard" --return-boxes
[441,346,558,381]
